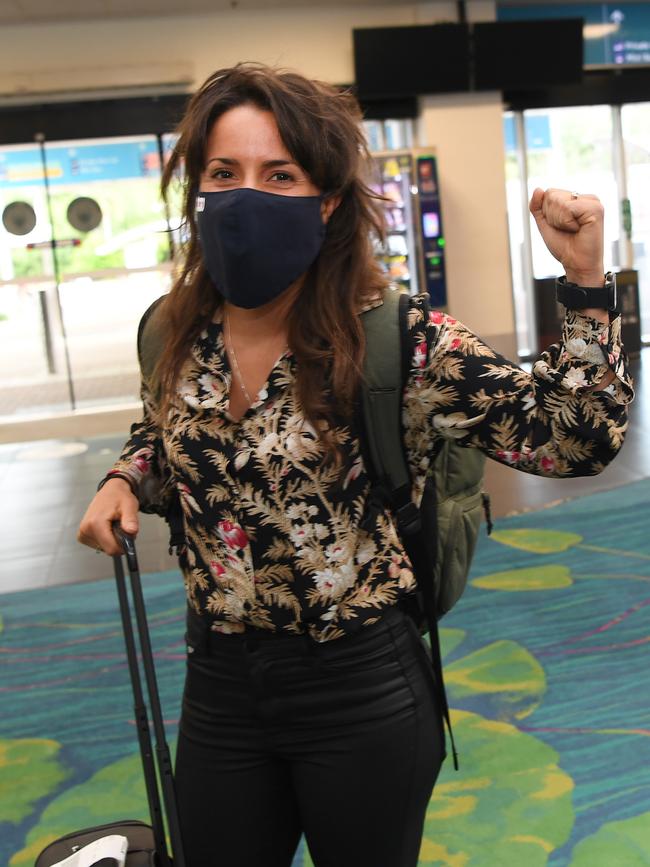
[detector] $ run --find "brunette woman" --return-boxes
[79,63,633,867]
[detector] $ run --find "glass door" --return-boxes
[523,106,620,280]
[0,135,172,419]
[504,105,624,358]
[620,102,650,342]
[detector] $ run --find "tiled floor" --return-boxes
[0,348,647,595]
[0,370,140,415]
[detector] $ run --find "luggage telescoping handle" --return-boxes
[112,545,170,867]
[112,522,186,867]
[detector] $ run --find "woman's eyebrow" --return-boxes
[206,157,299,168]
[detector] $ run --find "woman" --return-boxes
[78,63,633,867]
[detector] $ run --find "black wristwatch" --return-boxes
[555,272,619,314]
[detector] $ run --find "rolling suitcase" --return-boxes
[35,524,186,867]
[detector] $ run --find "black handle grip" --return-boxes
[112,521,138,573]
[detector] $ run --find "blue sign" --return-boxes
[504,114,551,153]
[525,115,551,150]
[0,139,160,189]
[504,115,516,152]
[498,3,650,67]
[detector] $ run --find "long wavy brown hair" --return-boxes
[156,62,389,459]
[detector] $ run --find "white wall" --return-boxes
[0,0,515,352]
[419,93,516,348]
[0,4,458,93]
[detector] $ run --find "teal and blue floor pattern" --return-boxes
[1,478,649,866]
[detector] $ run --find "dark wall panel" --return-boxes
[505,67,650,111]
[0,94,189,145]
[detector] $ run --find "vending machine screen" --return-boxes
[422,211,440,239]
[417,155,447,308]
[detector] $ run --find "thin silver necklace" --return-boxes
[225,314,253,406]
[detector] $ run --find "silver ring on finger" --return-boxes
[571,191,579,199]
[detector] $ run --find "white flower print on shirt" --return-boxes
[313,563,357,599]
[564,367,589,391]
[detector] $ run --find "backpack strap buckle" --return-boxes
[395,500,422,535]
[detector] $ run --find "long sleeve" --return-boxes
[106,377,175,515]
[403,295,634,479]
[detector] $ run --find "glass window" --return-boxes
[620,102,650,341]
[523,106,620,279]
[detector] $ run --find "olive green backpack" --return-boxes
[139,289,490,768]
[359,288,489,621]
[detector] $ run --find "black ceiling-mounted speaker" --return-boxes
[473,19,584,91]
[353,24,471,98]
[67,196,103,232]
[2,201,37,236]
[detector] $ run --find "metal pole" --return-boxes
[35,132,77,410]
[514,111,538,357]
[38,289,56,374]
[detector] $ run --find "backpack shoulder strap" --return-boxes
[137,295,167,388]
[360,289,420,534]
[363,292,460,769]
[135,295,185,554]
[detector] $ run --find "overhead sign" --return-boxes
[0,138,160,190]
[498,3,650,67]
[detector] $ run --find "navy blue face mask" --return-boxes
[195,188,326,309]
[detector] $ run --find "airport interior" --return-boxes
[1,1,649,866]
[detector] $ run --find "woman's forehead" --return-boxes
[205,104,291,161]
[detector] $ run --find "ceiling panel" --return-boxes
[1,0,416,25]
[4,0,638,26]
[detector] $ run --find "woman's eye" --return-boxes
[270,172,293,182]
[210,169,234,180]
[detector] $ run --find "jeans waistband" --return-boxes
[185,597,421,657]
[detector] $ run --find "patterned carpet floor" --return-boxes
[1,478,649,866]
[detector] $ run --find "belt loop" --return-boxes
[300,626,324,670]
[185,605,210,656]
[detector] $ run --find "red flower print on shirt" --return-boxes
[495,450,521,465]
[132,448,152,474]
[218,520,248,551]
[209,561,226,578]
[414,341,427,369]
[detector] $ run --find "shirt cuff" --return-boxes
[543,310,635,402]
[97,471,138,497]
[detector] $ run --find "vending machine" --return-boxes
[371,149,447,308]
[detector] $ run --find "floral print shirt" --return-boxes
[108,293,634,642]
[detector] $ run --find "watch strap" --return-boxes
[556,273,619,313]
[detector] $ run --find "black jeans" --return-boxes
[174,606,445,867]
